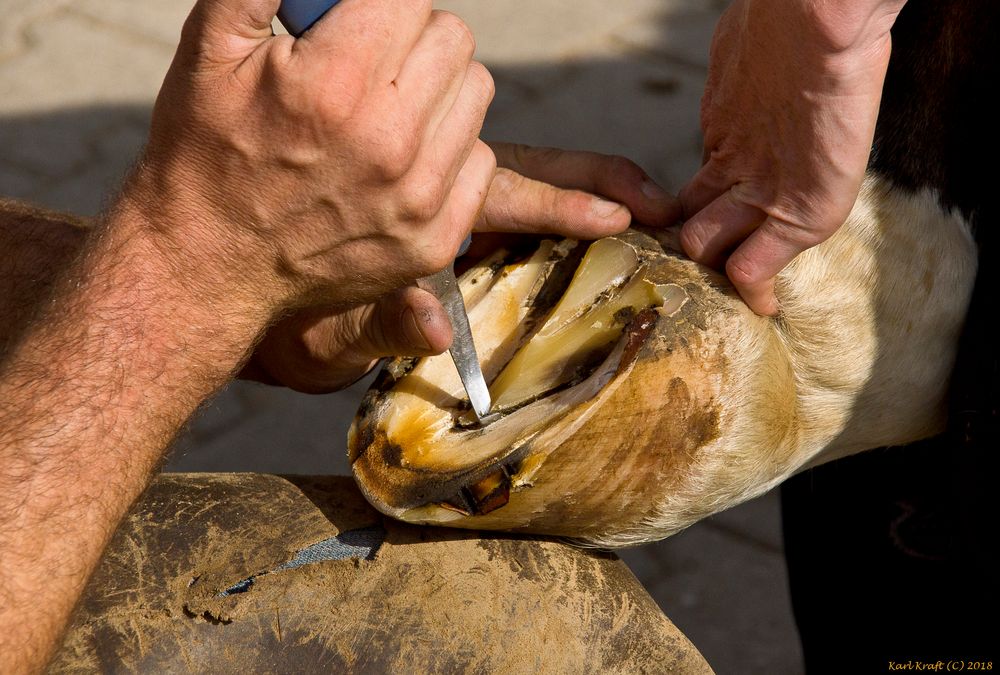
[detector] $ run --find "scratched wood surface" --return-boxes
[51,474,712,674]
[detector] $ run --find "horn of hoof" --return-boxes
[349,228,744,546]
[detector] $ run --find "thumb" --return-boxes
[355,287,454,358]
[183,0,279,61]
[246,288,452,394]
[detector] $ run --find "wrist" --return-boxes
[116,160,288,325]
[98,189,271,373]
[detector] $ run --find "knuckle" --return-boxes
[412,244,453,277]
[372,131,420,181]
[427,246,456,273]
[473,139,498,174]
[679,223,709,258]
[465,61,495,105]
[433,11,476,54]
[725,254,760,286]
[512,143,560,169]
[399,176,446,222]
[608,154,643,180]
[310,67,367,126]
[179,10,206,50]
[263,39,291,72]
[263,45,298,97]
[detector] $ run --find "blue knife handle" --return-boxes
[278,0,343,37]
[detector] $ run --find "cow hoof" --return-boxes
[349,229,749,546]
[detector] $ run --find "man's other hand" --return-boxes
[679,0,905,316]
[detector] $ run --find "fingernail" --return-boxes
[641,178,670,201]
[591,198,624,219]
[403,307,432,351]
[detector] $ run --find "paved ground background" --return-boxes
[0,1,803,671]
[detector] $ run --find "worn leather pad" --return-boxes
[50,474,710,674]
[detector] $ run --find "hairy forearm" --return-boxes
[0,199,263,671]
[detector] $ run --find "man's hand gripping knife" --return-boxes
[0,0,497,670]
[274,0,492,420]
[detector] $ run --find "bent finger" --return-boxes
[394,11,477,131]
[194,0,278,37]
[678,161,733,221]
[422,62,494,188]
[410,140,496,275]
[184,0,279,65]
[680,189,764,269]
[397,64,492,228]
[251,288,451,394]
[724,217,813,316]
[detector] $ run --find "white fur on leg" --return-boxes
[596,174,977,548]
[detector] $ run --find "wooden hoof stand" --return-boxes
[51,474,710,673]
